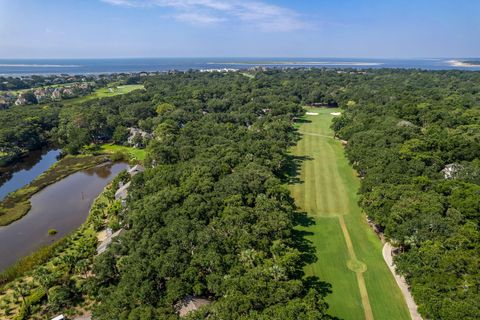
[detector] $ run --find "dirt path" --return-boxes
[339,216,374,320]
[382,243,423,320]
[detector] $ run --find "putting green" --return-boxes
[290,107,410,320]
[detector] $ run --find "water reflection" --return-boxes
[0,149,61,201]
[83,164,113,179]
[0,162,128,271]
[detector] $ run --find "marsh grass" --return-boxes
[0,155,108,226]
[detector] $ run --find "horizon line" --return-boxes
[0,56,478,60]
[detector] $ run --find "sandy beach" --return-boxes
[448,60,480,67]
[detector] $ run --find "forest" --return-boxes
[0,69,479,319]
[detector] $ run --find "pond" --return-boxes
[0,149,61,201]
[0,162,129,271]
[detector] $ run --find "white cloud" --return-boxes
[101,0,306,32]
[173,12,225,24]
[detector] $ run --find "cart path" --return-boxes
[383,243,423,320]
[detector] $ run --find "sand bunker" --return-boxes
[330,112,341,116]
[306,112,319,115]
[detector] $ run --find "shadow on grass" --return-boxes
[291,212,334,301]
[280,154,313,184]
[304,276,333,297]
[292,212,317,266]
[294,118,312,124]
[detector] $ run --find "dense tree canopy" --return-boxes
[87,72,333,319]
[1,69,479,319]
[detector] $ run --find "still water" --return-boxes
[0,58,479,75]
[0,149,61,201]
[0,162,128,271]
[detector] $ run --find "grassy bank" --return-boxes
[0,236,69,287]
[0,155,109,226]
[97,144,146,161]
[289,107,410,320]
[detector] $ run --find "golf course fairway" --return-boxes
[290,107,410,320]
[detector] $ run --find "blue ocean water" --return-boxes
[0,58,479,75]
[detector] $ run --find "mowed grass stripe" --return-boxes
[313,140,328,216]
[290,107,411,320]
[300,217,364,317]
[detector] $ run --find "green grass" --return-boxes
[98,144,146,161]
[290,107,410,320]
[61,84,145,106]
[240,72,255,79]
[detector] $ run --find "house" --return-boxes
[128,164,145,176]
[115,181,131,201]
[397,120,415,128]
[441,163,462,179]
[127,127,152,147]
[51,89,62,100]
[51,315,65,320]
[34,89,48,102]
[96,228,124,254]
[63,88,74,97]
[14,97,27,106]
[0,98,7,109]
[176,296,211,317]
[79,82,90,90]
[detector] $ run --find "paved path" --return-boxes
[382,243,423,320]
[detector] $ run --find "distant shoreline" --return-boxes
[448,59,480,67]
[208,61,384,66]
[1,58,480,77]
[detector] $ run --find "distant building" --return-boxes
[441,163,463,179]
[0,98,7,109]
[63,88,74,97]
[127,127,152,147]
[79,82,90,90]
[115,181,131,201]
[128,164,145,176]
[397,120,415,128]
[176,296,210,317]
[96,228,124,255]
[34,89,48,102]
[15,97,27,106]
[52,89,62,100]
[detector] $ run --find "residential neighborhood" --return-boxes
[8,82,95,106]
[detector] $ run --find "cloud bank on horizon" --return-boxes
[101,0,306,32]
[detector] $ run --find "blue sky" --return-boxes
[0,0,479,58]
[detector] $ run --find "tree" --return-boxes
[112,126,130,145]
[33,266,58,302]
[13,281,31,307]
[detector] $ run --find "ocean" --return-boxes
[0,58,479,76]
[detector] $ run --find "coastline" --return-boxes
[2,58,480,76]
[447,59,480,67]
